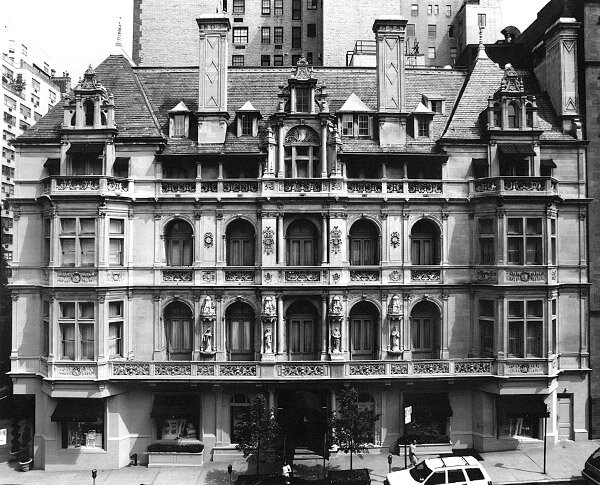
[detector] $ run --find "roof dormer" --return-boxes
[410,102,434,139]
[62,65,115,130]
[286,54,318,114]
[168,101,191,139]
[337,93,374,138]
[235,101,261,137]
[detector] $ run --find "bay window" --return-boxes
[59,302,95,360]
[507,217,542,265]
[109,218,124,266]
[478,300,494,357]
[507,300,543,358]
[478,218,495,264]
[60,217,96,267]
[108,301,124,358]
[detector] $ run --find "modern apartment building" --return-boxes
[132,0,504,68]
[1,29,65,263]
[8,9,591,469]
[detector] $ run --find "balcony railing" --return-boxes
[470,177,557,197]
[42,176,131,196]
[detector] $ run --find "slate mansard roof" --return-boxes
[18,53,577,152]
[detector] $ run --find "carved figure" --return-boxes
[332,327,341,353]
[264,328,273,353]
[390,295,401,314]
[331,296,343,315]
[201,296,216,317]
[202,328,213,352]
[391,326,400,351]
[263,296,276,316]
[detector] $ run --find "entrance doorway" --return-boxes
[278,389,328,457]
[557,394,573,440]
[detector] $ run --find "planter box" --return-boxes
[147,451,204,467]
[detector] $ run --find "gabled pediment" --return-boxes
[338,93,373,113]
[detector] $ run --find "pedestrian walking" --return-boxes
[282,461,292,484]
[409,440,419,467]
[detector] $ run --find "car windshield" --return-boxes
[410,461,433,482]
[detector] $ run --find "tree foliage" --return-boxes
[234,394,281,475]
[329,385,380,470]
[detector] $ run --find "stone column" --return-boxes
[320,120,328,178]
[277,213,285,265]
[277,294,284,355]
[321,295,328,359]
[97,210,106,267]
[496,208,505,265]
[496,296,505,360]
[277,123,285,178]
[321,213,329,264]
[440,293,449,359]
[48,295,56,361]
[154,213,162,264]
[153,294,163,360]
[97,294,106,361]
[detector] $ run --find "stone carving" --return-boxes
[55,365,95,376]
[507,271,544,282]
[284,271,320,282]
[476,270,497,282]
[161,182,195,193]
[408,182,442,194]
[350,271,379,282]
[347,181,382,193]
[411,270,441,281]
[56,271,97,283]
[413,362,450,374]
[112,363,150,376]
[330,226,342,254]
[332,273,341,283]
[204,232,214,248]
[331,181,342,191]
[225,270,255,282]
[264,272,272,283]
[389,270,401,282]
[387,182,403,193]
[391,363,409,374]
[155,364,192,376]
[390,326,400,351]
[390,232,400,248]
[454,361,491,373]
[201,182,217,192]
[263,328,273,353]
[202,271,216,282]
[331,326,341,353]
[281,364,326,377]
[196,364,215,376]
[202,328,213,352]
[330,296,343,315]
[263,226,275,255]
[223,181,259,193]
[500,63,523,92]
[507,363,543,374]
[201,296,216,317]
[56,178,100,191]
[163,270,193,282]
[348,364,385,376]
[290,53,314,81]
[219,364,257,376]
[284,125,319,144]
[283,180,322,192]
[551,269,557,281]
[262,296,276,317]
[107,179,129,192]
[263,181,275,190]
[389,295,401,315]
[110,271,122,282]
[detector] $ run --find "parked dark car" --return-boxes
[583,448,600,484]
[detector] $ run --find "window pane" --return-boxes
[80,238,95,266]
[109,219,124,234]
[79,302,95,319]
[80,323,94,359]
[526,321,542,357]
[60,302,76,319]
[109,322,122,357]
[508,321,523,357]
[61,323,75,359]
[508,301,524,318]
[109,301,123,318]
[525,237,542,264]
[61,218,76,234]
[507,218,523,234]
[243,320,251,352]
[448,469,466,483]
[479,300,494,317]
[526,218,542,235]
[109,239,123,265]
[61,239,76,266]
[507,238,523,264]
[527,301,543,318]
[80,218,95,234]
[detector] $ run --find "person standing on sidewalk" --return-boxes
[409,440,419,467]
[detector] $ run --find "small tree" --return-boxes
[329,385,380,470]
[234,394,281,476]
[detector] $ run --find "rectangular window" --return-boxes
[274,54,283,66]
[307,0,317,8]
[292,0,302,19]
[109,218,124,266]
[508,300,543,357]
[411,4,419,16]
[20,104,31,119]
[417,117,429,137]
[261,27,271,44]
[407,24,416,37]
[62,411,104,449]
[233,27,248,43]
[233,0,245,14]
[42,301,50,357]
[241,114,253,134]
[43,218,51,266]
[479,300,495,356]
[358,115,370,136]
[342,115,353,136]
[292,27,302,48]
[274,26,284,44]
[261,55,270,66]
[446,4,452,16]
[296,87,310,113]
[478,13,486,27]
[60,217,96,267]
[550,218,557,265]
[507,217,542,265]
[262,0,271,14]
[109,301,123,357]
[427,4,433,15]
[551,299,557,353]
[448,25,455,38]
[430,100,443,114]
[3,112,16,126]
[434,4,439,15]
[232,55,245,66]
[428,46,436,58]
[306,52,313,64]
[307,23,316,37]
[428,25,437,38]
[4,95,17,110]
[478,218,495,264]
[450,47,457,63]
[59,302,95,360]
[274,0,283,15]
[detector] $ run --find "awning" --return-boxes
[405,393,453,417]
[498,395,549,418]
[498,144,536,157]
[151,395,200,418]
[541,159,557,168]
[67,143,104,154]
[44,158,60,175]
[51,398,104,422]
[473,158,488,168]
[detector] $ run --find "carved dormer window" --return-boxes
[63,65,114,130]
[411,102,434,139]
[287,54,317,114]
[507,102,520,128]
[284,125,320,178]
[235,101,261,137]
[168,101,191,139]
[338,93,374,138]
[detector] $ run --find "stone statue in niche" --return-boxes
[263,296,276,317]
[330,296,343,315]
[331,326,341,353]
[264,328,273,353]
[202,328,213,352]
[201,296,216,317]
[390,326,400,351]
[389,295,401,314]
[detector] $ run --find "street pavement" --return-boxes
[0,418,598,485]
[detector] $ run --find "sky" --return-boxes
[3,0,549,84]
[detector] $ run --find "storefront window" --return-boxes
[64,421,103,449]
[497,395,548,439]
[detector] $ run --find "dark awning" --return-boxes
[151,395,200,418]
[405,393,453,417]
[498,395,549,418]
[498,144,536,157]
[541,159,557,168]
[67,143,104,154]
[51,398,104,422]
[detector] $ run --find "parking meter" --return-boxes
[388,454,393,473]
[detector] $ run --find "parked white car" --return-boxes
[385,456,492,485]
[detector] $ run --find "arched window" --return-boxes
[84,99,95,126]
[226,302,255,361]
[230,394,251,442]
[165,219,193,266]
[493,102,501,127]
[286,300,318,358]
[164,301,193,360]
[411,219,440,265]
[350,219,379,265]
[226,219,255,266]
[284,125,320,178]
[507,102,520,128]
[410,301,440,360]
[350,301,378,360]
[287,219,319,266]
[525,103,533,128]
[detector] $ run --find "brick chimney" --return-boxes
[196,14,230,144]
[373,16,408,146]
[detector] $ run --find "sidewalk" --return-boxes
[0,433,598,485]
